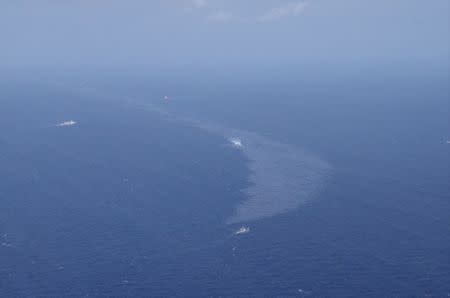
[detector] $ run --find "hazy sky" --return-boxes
[1,0,449,71]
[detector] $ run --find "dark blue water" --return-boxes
[1,72,449,297]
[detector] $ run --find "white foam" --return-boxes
[297,288,312,296]
[56,120,77,127]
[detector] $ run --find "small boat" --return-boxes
[229,138,243,148]
[234,226,250,235]
[56,120,77,127]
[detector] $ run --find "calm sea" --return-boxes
[0,71,449,297]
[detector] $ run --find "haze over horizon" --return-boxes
[1,0,449,73]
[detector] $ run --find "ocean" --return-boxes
[0,70,449,297]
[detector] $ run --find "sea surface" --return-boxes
[0,71,449,297]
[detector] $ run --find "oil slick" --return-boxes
[69,88,331,225]
[179,120,330,224]
[225,130,331,224]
